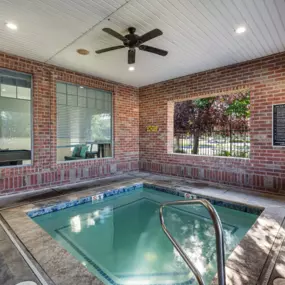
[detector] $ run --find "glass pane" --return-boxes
[105,92,112,102]
[0,69,31,86]
[56,82,112,162]
[16,78,31,88]
[0,69,32,167]
[105,100,111,112]
[96,99,103,110]
[1,77,17,86]
[56,82,66,93]
[78,86,86,97]
[67,95,77,106]
[57,93,67,105]
[0,97,32,166]
[95,90,104,100]
[17,87,31,100]
[87,98,95,109]
[78,96,86,108]
[67,84,77,95]
[1,84,16,98]
[87,89,96,99]
[91,113,112,141]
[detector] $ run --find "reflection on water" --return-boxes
[70,215,81,233]
[165,210,238,278]
[71,206,113,232]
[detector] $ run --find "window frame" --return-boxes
[0,68,33,168]
[56,81,114,164]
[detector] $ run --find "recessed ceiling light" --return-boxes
[5,22,17,30]
[235,26,246,34]
[79,86,84,89]
[128,66,135,71]
[77,49,89,55]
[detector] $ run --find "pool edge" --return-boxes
[26,182,264,218]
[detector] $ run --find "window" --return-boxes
[0,69,32,167]
[173,92,250,158]
[56,82,112,162]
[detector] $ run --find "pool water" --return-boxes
[33,188,258,285]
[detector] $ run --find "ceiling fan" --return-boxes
[95,27,168,64]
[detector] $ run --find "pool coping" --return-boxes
[1,176,285,285]
[26,182,264,218]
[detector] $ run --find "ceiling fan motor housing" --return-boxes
[124,27,139,48]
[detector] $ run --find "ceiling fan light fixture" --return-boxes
[128,66,135,71]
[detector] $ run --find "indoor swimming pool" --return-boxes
[31,186,260,285]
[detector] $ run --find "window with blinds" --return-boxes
[0,69,32,167]
[56,82,112,162]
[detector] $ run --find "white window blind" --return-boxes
[56,82,112,146]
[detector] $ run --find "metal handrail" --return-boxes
[159,199,226,285]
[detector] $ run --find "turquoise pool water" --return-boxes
[33,188,258,285]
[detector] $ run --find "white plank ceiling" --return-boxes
[0,0,285,87]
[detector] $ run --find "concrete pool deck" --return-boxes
[0,171,285,285]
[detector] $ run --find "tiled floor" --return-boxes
[0,171,285,285]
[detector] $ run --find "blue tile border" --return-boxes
[143,183,264,215]
[27,182,263,218]
[27,183,143,218]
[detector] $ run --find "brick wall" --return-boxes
[0,52,139,194]
[1,50,285,195]
[139,52,285,193]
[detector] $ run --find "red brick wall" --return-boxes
[139,52,285,193]
[0,52,139,194]
[1,50,285,195]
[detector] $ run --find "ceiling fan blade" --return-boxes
[128,49,136,64]
[102,28,128,43]
[139,45,168,56]
[95,45,125,54]
[138,29,163,44]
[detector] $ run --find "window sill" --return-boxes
[56,156,113,164]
